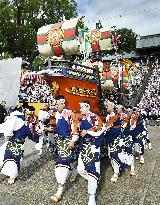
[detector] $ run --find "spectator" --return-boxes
[0,101,7,124]
[19,80,54,103]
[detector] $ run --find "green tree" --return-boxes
[31,54,45,70]
[41,0,77,24]
[116,28,137,53]
[0,52,11,60]
[0,0,77,64]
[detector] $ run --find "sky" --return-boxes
[76,0,160,36]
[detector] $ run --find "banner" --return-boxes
[0,58,22,108]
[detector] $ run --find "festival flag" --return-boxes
[113,31,118,50]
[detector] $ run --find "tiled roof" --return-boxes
[137,34,160,48]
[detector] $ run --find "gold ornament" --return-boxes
[47,28,64,47]
[66,86,97,98]
[52,82,59,90]
[88,29,101,44]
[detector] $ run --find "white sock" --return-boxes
[38,149,42,155]
[148,143,152,149]
[56,186,63,196]
[88,176,97,195]
[112,159,120,175]
[130,156,135,172]
[88,194,96,205]
[131,163,135,172]
[71,168,78,177]
[113,173,118,177]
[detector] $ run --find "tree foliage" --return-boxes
[31,54,45,70]
[0,0,77,63]
[116,28,137,53]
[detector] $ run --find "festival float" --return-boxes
[20,17,139,114]
[36,17,117,114]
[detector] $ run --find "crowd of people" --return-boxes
[19,80,54,103]
[104,59,159,118]
[102,60,151,106]
[139,66,160,125]
[0,95,152,205]
[123,61,150,103]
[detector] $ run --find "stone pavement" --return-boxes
[0,126,160,205]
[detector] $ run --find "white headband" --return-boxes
[116,104,123,108]
[127,108,132,112]
[104,100,109,106]
[79,102,90,108]
[24,108,33,114]
[56,99,65,104]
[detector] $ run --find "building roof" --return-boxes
[102,52,139,61]
[137,33,160,49]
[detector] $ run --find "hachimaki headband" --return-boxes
[79,102,90,108]
[56,99,66,104]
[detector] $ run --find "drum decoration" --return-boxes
[37,24,55,58]
[99,29,112,51]
[100,71,107,86]
[88,29,101,52]
[61,18,81,55]
[88,29,112,53]
[120,69,129,89]
[101,70,114,90]
[46,23,64,57]
[111,65,119,82]
[37,18,81,58]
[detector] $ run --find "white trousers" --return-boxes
[77,154,98,195]
[55,166,70,185]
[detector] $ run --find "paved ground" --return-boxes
[0,126,160,205]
